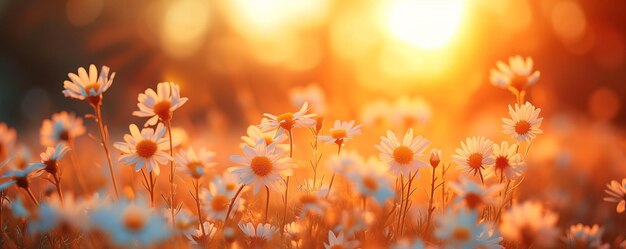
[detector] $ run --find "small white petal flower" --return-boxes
[347,158,394,205]
[318,120,362,145]
[499,201,559,248]
[324,231,359,249]
[567,224,604,248]
[228,141,293,194]
[259,102,316,132]
[450,177,501,209]
[113,123,172,175]
[452,136,495,181]
[375,129,430,177]
[490,141,526,180]
[39,111,85,147]
[502,102,543,143]
[240,125,289,152]
[132,82,188,127]
[603,178,626,214]
[490,55,540,91]
[435,207,501,249]
[201,174,245,221]
[289,84,327,115]
[239,222,277,247]
[174,147,216,179]
[62,64,115,105]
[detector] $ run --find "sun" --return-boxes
[387,0,466,50]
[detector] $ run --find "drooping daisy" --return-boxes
[0,123,16,163]
[114,123,171,175]
[239,222,278,248]
[567,224,604,248]
[229,141,293,194]
[375,129,430,176]
[502,102,543,143]
[259,102,316,133]
[392,96,432,128]
[491,141,526,180]
[435,207,497,249]
[347,158,394,205]
[318,120,362,147]
[32,143,70,177]
[324,231,359,249]
[201,175,245,221]
[450,177,501,209]
[91,198,171,246]
[132,82,189,127]
[289,84,327,115]
[499,201,559,248]
[489,55,540,92]
[174,147,216,179]
[240,125,288,151]
[452,136,495,182]
[39,111,85,147]
[62,64,115,106]
[603,178,626,213]
[186,222,217,245]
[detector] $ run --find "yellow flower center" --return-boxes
[153,101,172,122]
[495,156,509,171]
[453,227,471,241]
[123,207,146,232]
[362,176,378,191]
[393,146,413,165]
[510,75,528,92]
[211,195,230,211]
[468,153,483,170]
[226,183,237,191]
[136,140,158,158]
[250,156,273,177]
[464,192,483,209]
[263,136,274,145]
[277,113,294,130]
[84,83,101,96]
[515,120,531,135]
[300,194,318,204]
[330,129,347,140]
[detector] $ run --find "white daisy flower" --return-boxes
[435,207,499,249]
[90,198,171,246]
[289,84,327,115]
[229,141,293,194]
[318,120,362,146]
[29,194,96,233]
[298,190,328,217]
[0,123,16,163]
[39,111,85,147]
[62,64,115,106]
[450,177,501,210]
[284,221,302,238]
[360,99,392,126]
[174,147,216,179]
[489,55,540,92]
[32,143,70,176]
[502,102,543,143]
[240,125,289,151]
[452,136,495,182]
[499,201,559,248]
[113,123,171,175]
[392,96,432,128]
[491,141,526,180]
[567,224,604,248]
[201,175,245,221]
[375,129,430,177]
[239,222,277,247]
[347,158,394,205]
[0,163,44,191]
[603,178,626,214]
[324,231,359,249]
[335,208,367,236]
[163,208,197,235]
[132,82,189,127]
[327,150,365,176]
[259,102,316,132]
[186,222,217,245]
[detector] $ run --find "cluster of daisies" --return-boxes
[0,56,623,248]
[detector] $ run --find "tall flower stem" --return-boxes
[424,167,438,236]
[92,104,119,199]
[325,142,342,199]
[282,129,294,228]
[165,121,176,229]
[264,186,270,223]
[52,174,64,204]
[224,184,245,226]
[401,172,416,234]
[140,169,156,207]
[24,187,39,207]
[193,179,206,237]
[396,175,405,235]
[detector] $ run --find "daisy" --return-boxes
[174,147,216,179]
[603,178,626,213]
[392,96,432,128]
[39,111,85,147]
[334,208,367,235]
[435,208,498,249]
[91,198,171,246]
[132,82,188,127]
[240,125,288,151]
[32,143,70,177]
[186,222,217,245]
[259,102,316,133]
[491,141,526,180]
[452,136,495,182]
[0,163,44,191]
[567,224,604,248]
[360,99,391,126]
[114,123,171,175]
[62,64,115,106]
[289,84,327,115]
[502,102,543,143]
[499,201,559,248]
[324,231,359,249]
[298,190,328,217]
[0,123,16,163]
[328,150,365,176]
[29,194,95,233]
[450,177,501,209]
[318,120,362,147]
[347,158,394,205]
[375,129,430,176]
[164,208,197,235]
[202,175,245,221]
[489,55,540,92]
[229,141,293,194]
[284,221,302,238]
[239,222,278,248]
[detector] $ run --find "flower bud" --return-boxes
[430,149,441,168]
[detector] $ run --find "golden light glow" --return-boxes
[387,0,465,50]
[160,0,211,59]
